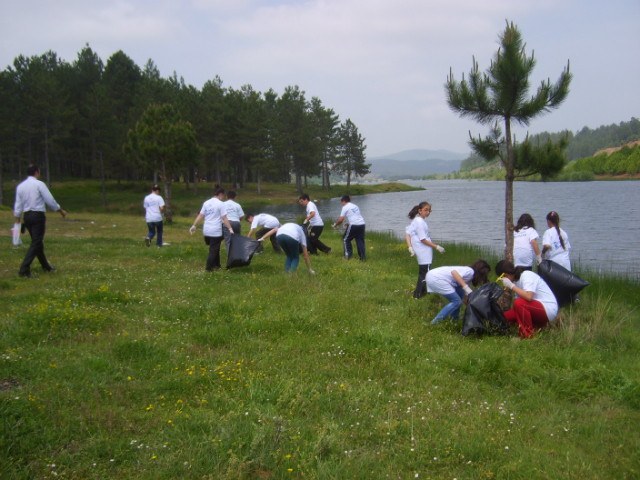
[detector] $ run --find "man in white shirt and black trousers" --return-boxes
[14,165,67,278]
[333,195,366,261]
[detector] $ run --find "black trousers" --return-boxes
[204,235,224,270]
[255,227,283,254]
[343,224,366,260]
[414,264,431,299]
[306,225,331,254]
[20,211,52,274]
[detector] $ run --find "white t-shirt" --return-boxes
[426,266,474,295]
[306,201,324,227]
[224,200,244,222]
[513,227,539,267]
[340,203,365,225]
[276,223,307,246]
[515,271,558,321]
[542,227,571,270]
[406,217,433,265]
[143,193,165,222]
[200,197,227,237]
[251,213,280,230]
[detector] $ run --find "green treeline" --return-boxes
[0,46,370,198]
[453,118,640,181]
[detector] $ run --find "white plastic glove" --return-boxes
[189,225,196,235]
[257,237,265,242]
[303,219,309,225]
[309,269,316,275]
[463,285,473,295]
[500,277,515,290]
[408,246,415,256]
[332,223,338,229]
[436,245,445,254]
[536,254,542,265]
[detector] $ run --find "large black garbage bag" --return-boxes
[538,260,589,307]
[462,283,509,337]
[226,235,261,269]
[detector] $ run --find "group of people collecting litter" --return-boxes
[13,165,581,340]
[405,201,578,338]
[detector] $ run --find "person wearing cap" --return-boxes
[14,164,67,278]
[143,184,165,247]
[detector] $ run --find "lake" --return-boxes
[256,180,640,276]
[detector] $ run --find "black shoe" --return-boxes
[43,267,56,272]
[145,237,151,247]
[326,248,332,254]
[19,272,37,278]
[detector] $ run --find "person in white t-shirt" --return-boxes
[404,202,445,299]
[259,223,316,274]
[496,259,558,338]
[245,213,283,254]
[513,213,541,270]
[223,190,244,252]
[189,187,234,270]
[426,260,491,324]
[299,193,331,254]
[542,211,571,270]
[143,185,165,247]
[333,195,366,261]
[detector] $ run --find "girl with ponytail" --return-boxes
[495,259,558,338]
[542,211,572,270]
[405,202,445,299]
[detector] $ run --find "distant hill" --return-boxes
[369,149,468,162]
[367,158,463,177]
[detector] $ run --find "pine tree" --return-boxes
[446,21,572,259]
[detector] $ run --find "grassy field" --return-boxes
[1,206,639,479]
[0,180,422,217]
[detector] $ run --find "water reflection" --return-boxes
[253,180,640,275]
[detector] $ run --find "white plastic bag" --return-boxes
[11,223,22,246]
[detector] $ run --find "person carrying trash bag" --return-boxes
[427,260,491,325]
[190,186,235,271]
[495,259,558,339]
[258,223,316,275]
[405,201,445,299]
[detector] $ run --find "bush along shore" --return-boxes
[1,210,639,479]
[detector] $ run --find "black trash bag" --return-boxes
[538,260,589,307]
[226,235,261,269]
[461,283,509,337]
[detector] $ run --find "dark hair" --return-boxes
[299,193,310,201]
[213,186,225,197]
[495,259,528,281]
[27,164,40,176]
[245,213,253,222]
[152,184,160,192]
[227,190,237,200]
[408,201,431,219]
[546,211,566,250]
[470,259,491,286]
[514,213,535,232]
[341,195,350,203]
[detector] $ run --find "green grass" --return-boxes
[1,211,638,479]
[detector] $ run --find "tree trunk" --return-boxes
[504,117,515,262]
[192,167,197,194]
[0,149,3,206]
[257,169,261,195]
[185,171,190,191]
[100,150,106,207]
[346,171,351,189]
[44,119,51,188]
[162,163,173,223]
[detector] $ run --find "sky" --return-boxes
[1,0,638,158]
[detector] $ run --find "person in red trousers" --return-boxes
[495,259,558,338]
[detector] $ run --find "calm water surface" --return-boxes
[258,180,640,275]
